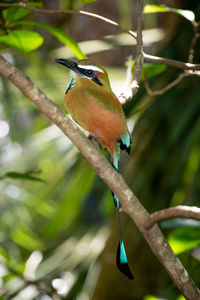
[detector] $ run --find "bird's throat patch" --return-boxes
[65,77,76,94]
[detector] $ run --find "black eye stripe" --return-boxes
[78,67,102,86]
[78,67,93,76]
[86,69,93,75]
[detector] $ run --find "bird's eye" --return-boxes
[86,70,93,76]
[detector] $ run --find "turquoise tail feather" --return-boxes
[111,148,134,280]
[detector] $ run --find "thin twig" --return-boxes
[144,70,200,97]
[188,24,200,63]
[146,206,200,229]
[131,0,144,92]
[0,55,200,300]
[144,72,189,96]
[143,53,200,71]
[0,2,137,39]
[144,22,200,97]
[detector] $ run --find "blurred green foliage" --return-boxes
[144,4,195,23]
[0,0,200,300]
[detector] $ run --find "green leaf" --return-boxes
[18,20,86,59]
[26,2,43,8]
[141,63,167,80]
[144,4,167,14]
[126,60,166,80]
[161,218,200,228]
[10,226,43,251]
[168,227,200,254]
[144,5,195,23]
[144,296,162,300]
[80,0,97,5]
[1,170,46,183]
[0,29,43,53]
[3,7,31,23]
[2,2,43,23]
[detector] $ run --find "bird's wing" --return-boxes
[86,88,124,116]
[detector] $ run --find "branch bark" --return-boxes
[144,72,189,96]
[144,70,200,96]
[147,206,200,229]
[0,55,200,300]
[143,53,200,71]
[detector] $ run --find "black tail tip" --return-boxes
[116,244,134,280]
[117,261,134,280]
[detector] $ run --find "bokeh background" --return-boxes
[0,0,200,299]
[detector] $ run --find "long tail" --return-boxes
[111,150,134,280]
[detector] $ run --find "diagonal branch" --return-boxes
[0,55,200,300]
[144,70,200,97]
[146,205,200,229]
[144,72,190,96]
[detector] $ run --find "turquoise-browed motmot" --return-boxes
[55,58,134,280]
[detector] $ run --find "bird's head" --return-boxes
[55,58,111,89]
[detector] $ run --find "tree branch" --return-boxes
[119,0,144,103]
[144,72,189,96]
[146,206,200,229]
[188,24,200,63]
[144,22,200,97]
[0,55,200,300]
[144,70,200,96]
[143,53,200,71]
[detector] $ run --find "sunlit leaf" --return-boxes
[18,20,86,59]
[144,295,163,300]
[80,0,97,5]
[177,296,186,300]
[168,227,200,254]
[1,170,46,183]
[144,4,167,14]
[3,7,31,23]
[144,5,195,23]
[126,60,166,80]
[0,29,43,53]
[141,63,166,80]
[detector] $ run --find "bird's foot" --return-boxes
[88,134,99,141]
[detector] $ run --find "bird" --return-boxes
[55,58,134,280]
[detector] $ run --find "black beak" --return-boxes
[55,58,78,71]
